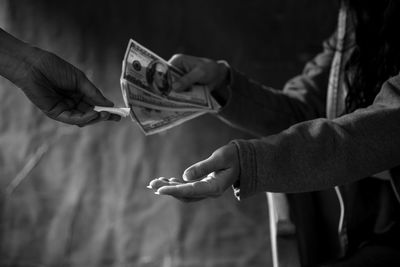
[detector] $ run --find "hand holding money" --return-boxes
[168,54,229,93]
[119,39,222,135]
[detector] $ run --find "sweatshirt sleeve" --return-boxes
[232,74,400,199]
[216,34,337,137]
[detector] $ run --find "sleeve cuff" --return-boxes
[230,139,259,200]
[210,60,233,110]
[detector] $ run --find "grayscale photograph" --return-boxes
[0,0,399,266]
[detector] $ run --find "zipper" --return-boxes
[334,186,348,257]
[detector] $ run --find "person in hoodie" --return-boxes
[150,1,400,266]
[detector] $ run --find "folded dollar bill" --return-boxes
[119,39,220,135]
[94,106,131,117]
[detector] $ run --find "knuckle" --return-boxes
[173,53,184,59]
[179,75,190,86]
[211,151,224,164]
[194,67,206,79]
[169,53,184,64]
[212,182,223,196]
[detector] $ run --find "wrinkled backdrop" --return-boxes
[0,0,336,266]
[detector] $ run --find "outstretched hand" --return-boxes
[148,143,240,202]
[17,48,121,126]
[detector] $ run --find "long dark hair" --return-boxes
[344,0,400,112]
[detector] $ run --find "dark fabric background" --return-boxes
[0,1,336,266]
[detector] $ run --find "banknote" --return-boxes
[121,80,207,112]
[129,105,206,135]
[119,38,221,135]
[121,39,211,109]
[94,106,131,117]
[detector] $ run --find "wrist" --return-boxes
[215,60,230,90]
[211,60,230,106]
[0,29,40,85]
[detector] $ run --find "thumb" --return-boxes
[183,153,223,181]
[173,67,205,92]
[78,73,114,107]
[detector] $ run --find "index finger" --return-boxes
[172,67,205,92]
[157,180,213,198]
[168,54,204,92]
[57,109,101,125]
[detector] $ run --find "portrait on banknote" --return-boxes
[146,60,172,96]
[122,39,210,108]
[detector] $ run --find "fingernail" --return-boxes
[183,170,190,181]
[154,191,160,195]
[146,185,153,189]
[172,82,181,91]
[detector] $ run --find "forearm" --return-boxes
[0,28,37,84]
[233,77,400,198]
[216,68,328,137]
[216,70,303,136]
[214,35,335,137]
